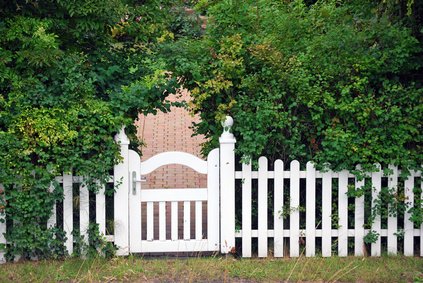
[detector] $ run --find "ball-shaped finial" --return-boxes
[222,116,234,128]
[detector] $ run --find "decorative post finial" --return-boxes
[114,126,130,145]
[220,116,236,143]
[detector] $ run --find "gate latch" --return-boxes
[132,171,147,195]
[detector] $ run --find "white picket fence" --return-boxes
[1,116,423,261]
[230,159,423,258]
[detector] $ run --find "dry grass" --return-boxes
[1,253,423,282]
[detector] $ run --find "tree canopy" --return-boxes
[162,0,423,175]
[0,0,183,259]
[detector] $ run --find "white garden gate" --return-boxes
[112,126,221,254]
[127,149,220,253]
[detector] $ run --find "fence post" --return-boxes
[114,126,130,256]
[219,116,236,254]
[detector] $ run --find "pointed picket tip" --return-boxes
[290,160,300,171]
[306,161,315,170]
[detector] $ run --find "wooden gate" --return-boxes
[127,149,220,253]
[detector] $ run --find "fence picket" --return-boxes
[63,173,73,255]
[47,181,56,229]
[387,165,398,255]
[80,181,89,253]
[258,157,268,257]
[96,180,106,236]
[147,202,154,241]
[305,162,316,257]
[242,161,252,257]
[0,184,5,263]
[159,201,166,241]
[290,160,300,257]
[171,202,178,241]
[195,201,202,240]
[274,160,284,257]
[322,168,332,257]
[354,165,365,256]
[371,164,382,256]
[404,172,415,256]
[421,179,423,257]
[338,170,348,257]
[184,201,190,240]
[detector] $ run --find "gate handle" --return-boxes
[132,171,147,195]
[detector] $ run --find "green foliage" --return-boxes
[160,0,423,250]
[364,230,380,244]
[0,0,181,260]
[163,0,423,174]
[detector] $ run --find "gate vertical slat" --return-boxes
[371,164,382,256]
[0,184,5,263]
[338,170,348,257]
[322,169,332,257]
[184,201,190,240]
[63,173,73,255]
[258,156,268,257]
[80,181,89,253]
[159,202,166,241]
[305,161,316,257]
[129,151,142,252]
[290,160,300,257]
[47,181,56,229]
[171,202,178,241]
[274,160,284,257]
[354,165,365,256]
[404,172,415,256]
[147,202,154,241]
[207,148,220,251]
[96,180,106,236]
[195,201,202,240]
[387,165,398,255]
[114,127,130,255]
[242,161,252,257]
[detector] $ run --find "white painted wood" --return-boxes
[80,181,89,252]
[140,151,207,175]
[305,161,316,257]
[354,165,365,256]
[371,164,382,256]
[0,184,5,263]
[219,116,236,253]
[338,170,348,257]
[195,201,202,240]
[404,172,414,256]
[63,173,73,256]
[141,239,209,253]
[114,127,130,255]
[290,160,300,257]
[184,201,190,240]
[159,202,166,241]
[96,180,106,236]
[147,202,154,241]
[207,148,220,251]
[129,150,142,251]
[242,160,252,257]
[140,188,207,202]
[258,156,268,257]
[421,178,423,257]
[47,182,56,229]
[274,160,284,257]
[322,168,332,257]
[171,202,178,241]
[387,165,398,255]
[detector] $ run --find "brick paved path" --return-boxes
[134,88,207,190]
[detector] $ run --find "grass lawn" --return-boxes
[1,253,423,282]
